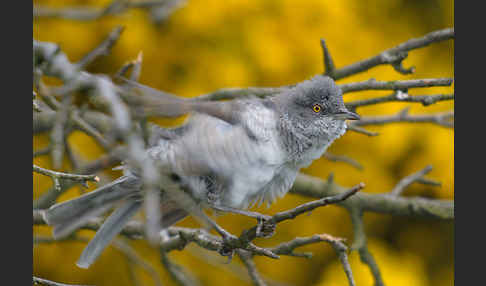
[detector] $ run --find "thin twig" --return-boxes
[389,165,437,196]
[323,152,363,170]
[33,164,99,192]
[34,0,185,22]
[340,78,453,93]
[76,26,125,70]
[320,38,336,76]
[346,93,454,109]
[328,28,454,79]
[33,276,92,286]
[238,250,267,286]
[318,234,356,286]
[349,210,384,286]
[160,250,199,286]
[352,108,454,128]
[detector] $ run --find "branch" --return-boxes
[290,173,453,220]
[238,250,267,286]
[327,28,454,79]
[352,108,454,128]
[347,92,454,109]
[323,152,363,170]
[389,165,438,196]
[76,26,125,70]
[340,78,453,93]
[320,38,336,76]
[33,276,92,286]
[349,210,384,286]
[33,165,99,192]
[238,184,364,245]
[160,251,200,286]
[34,0,186,23]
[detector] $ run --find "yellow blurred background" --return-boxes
[33,0,454,285]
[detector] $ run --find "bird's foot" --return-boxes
[210,205,276,238]
[218,233,238,263]
[255,215,275,238]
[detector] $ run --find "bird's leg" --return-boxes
[211,205,275,238]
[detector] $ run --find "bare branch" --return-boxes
[389,165,437,196]
[290,173,453,220]
[351,108,454,128]
[347,93,454,109]
[346,125,380,136]
[340,78,453,93]
[34,0,186,22]
[238,184,364,245]
[323,152,363,170]
[76,26,125,70]
[33,164,99,192]
[33,276,92,286]
[319,234,356,286]
[160,251,200,286]
[328,28,454,79]
[349,210,384,286]
[238,250,267,286]
[320,38,336,76]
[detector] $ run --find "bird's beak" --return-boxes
[332,110,360,120]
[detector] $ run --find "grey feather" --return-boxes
[44,176,140,239]
[76,199,142,269]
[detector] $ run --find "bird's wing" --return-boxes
[152,110,284,180]
[120,79,246,125]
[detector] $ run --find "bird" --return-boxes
[43,74,360,269]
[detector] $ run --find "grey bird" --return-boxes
[43,75,359,269]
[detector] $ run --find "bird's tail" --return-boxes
[43,175,140,240]
[43,175,189,269]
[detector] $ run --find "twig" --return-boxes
[346,125,379,136]
[239,184,364,244]
[349,210,383,286]
[389,165,437,196]
[34,0,185,22]
[49,95,71,170]
[318,234,356,286]
[195,87,286,101]
[340,78,453,93]
[346,93,454,109]
[352,108,454,128]
[33,276,92,286]
[33,146,52,157]
[70,111,112,150]
[160,250,199,286]
[320,38,336,76]
[327,28,454,79]
[238,250,267,286]
[76,26,125,70]
[33,164,99,192]
[290,173,453,220]
[323,152,363,170]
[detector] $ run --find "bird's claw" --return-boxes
[255,215,275,238]
[219,234,238,262]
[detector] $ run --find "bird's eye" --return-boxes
[312,104,322,113]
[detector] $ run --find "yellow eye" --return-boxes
[313,104,321,113]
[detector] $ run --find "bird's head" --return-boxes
[276,75,359,140]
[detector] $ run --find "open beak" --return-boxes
[332,110,360,120]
